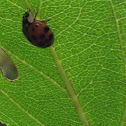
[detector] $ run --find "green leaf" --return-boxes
[0,0,125,126]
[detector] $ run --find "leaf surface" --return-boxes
[0,0,125,126]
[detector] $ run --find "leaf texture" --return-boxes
[0,0,126,126]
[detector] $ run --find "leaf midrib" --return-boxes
[110,0,126,126]
[49,46,89,126]
[0,45,68,95]
[2,0,89,126]
[25,0,89,125]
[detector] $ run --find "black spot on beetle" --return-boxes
[45,39,50,43]
[38,41,46,47]
[40,34,45,39]
[44,26,49,33]
[32,28,35,32]
[31,35,37,41]
[49,34,53,41]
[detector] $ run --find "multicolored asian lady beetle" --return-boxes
[22,11,54,48]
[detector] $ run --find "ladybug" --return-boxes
[22,11,54,48]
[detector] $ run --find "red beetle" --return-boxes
[22,11,54,48]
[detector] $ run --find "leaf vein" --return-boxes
[0,111,19,126]
[1,90,45,126]
[110,0,126,126]
[49,46,89,126]
[0,46,68,95]
[6,0,25,10]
